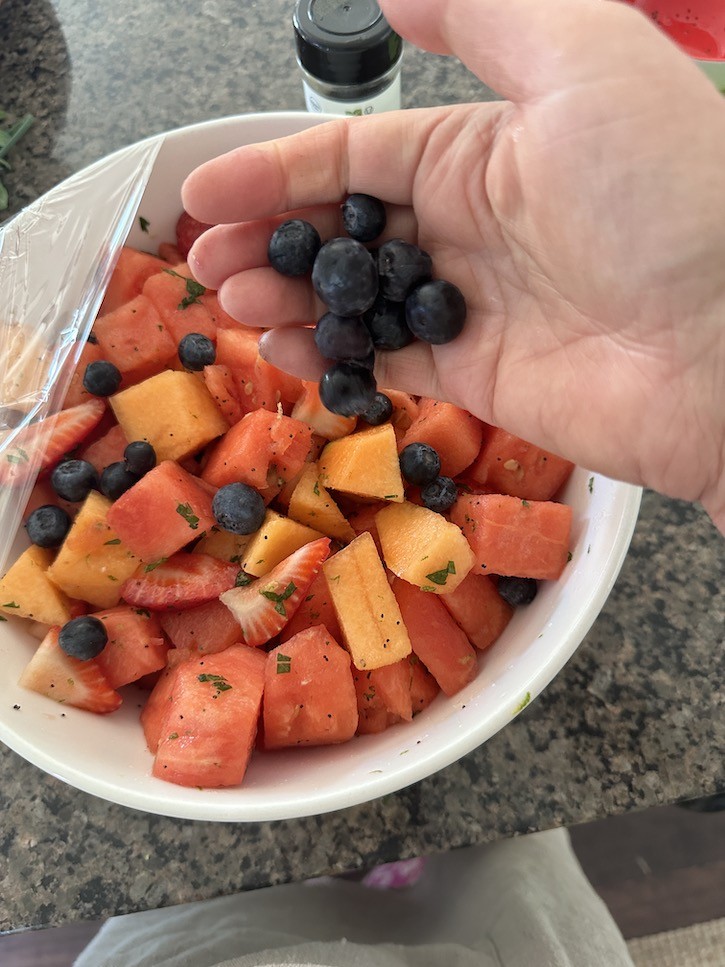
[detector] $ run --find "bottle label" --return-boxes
[302,73,401,116]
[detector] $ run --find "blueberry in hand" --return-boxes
[25,505,71,548]
[405,279,467,344]
[59,615,108,661]
[341,194,386,243]
[399,442,441,486]
[363,294,414,350]
[497,576,538,607]
[268,219,321,276]
[319,362,377,417]
[50,459,99,503]
[312,238,378,316]
[360,392,393,426]
[314,312,374,363]
[212,482,266,535]
[124,441,156,477]
[82,360,122,397]
[421,475,457,513]
[178,332,216,371]
[101,461,139,500]
[377,239,432,302]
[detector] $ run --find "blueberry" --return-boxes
[497,576,538,607]
[25,505,71,548]
[421,476,458,513]
[405,279,467,345]
[363,293,414,350]
[212,482,266,535]
[59,615,108,661]
[178,333,216,371]
[314,312,374,363]
[312,238,378,316]
[82,360,122,397]
[360,392,393,426]
[341,193,386,243]
[319,362,377,417]
[100,461,139,500]
[268,219,321,277]
[50,459,99,503]
[124,441,156,477]
[377,239,432,302]
[399,442,441,486]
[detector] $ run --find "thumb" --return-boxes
[380,0,690,102]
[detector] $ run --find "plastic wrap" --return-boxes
[0,139,161,574]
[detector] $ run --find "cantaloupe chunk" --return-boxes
[193,528,250,564]
[47,492,140,608]
[375,501,474,594]
[288,463,356,543]
[318,424,404,503]
[0,545,75,625]
[242,509,325,577]
[323,531,411,670]
[110,370,228,462]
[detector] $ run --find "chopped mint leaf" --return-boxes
[2,601,19,608]
[425,561,456,586]
[104,538,121,545]
[514,692,531,714]
[139,216,150,233]
[588,476,594,494]
[198,673,232,692]
[567,551,573,562]
[144,558,167,572]
[168,731,179,740]
[521,499,530,508]
[176,502,200,530]
[260,581,297,617]
[276,653,292,674]
[235,571,252,587]
[0,615,6,621]
[313,480,320,496]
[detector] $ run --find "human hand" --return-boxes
[182,0,725,532]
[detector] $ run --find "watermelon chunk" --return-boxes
[399,399,483,477]
[101,247,170,316]
[93,605,168,688]
[392,577,478,696]
[143,270,217,343]
[160,599,242,654]
[439,572,513,651]
[107,460,216,561]
[280,568,342,643]
[451,494,573,580]
[263,627,358,749]
[153,645,266,787]
[93,295,176,387]
[467,427,575,501]
[78,423,129,475]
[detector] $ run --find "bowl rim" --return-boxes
[0,112,644,821]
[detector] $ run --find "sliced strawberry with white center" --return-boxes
[19,626,122,714]
[0,398,107,487]
[220,537,331,647]
[121,553,240,612]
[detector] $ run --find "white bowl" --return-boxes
[0,113,642,822]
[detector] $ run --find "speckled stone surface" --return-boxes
[0,0,723,935]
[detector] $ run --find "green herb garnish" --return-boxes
[588,476,594,494]
[235,571,252,587]
[176,503,200,530]
[164,268,207,308]
[514,692,531,714]
[139,216,150,233]
[425,561,456,586]
[2,601,19,609]
[198,673,232,692]
[260,581,297,616]
[144,558,167,572]
[313,480,320,496]
[276,653,292,674]
[104,538,122,546]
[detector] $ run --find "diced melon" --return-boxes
[451,494,572,580]
[193,528,250,564]
[263,627,358,748]
[47,492,140,608]
[467,427,575,501]
[292,381,357,440]
[375,501,474,594]
[439,572,513,650]
[318,424,404,502]
[323,531,411,670]
[110,370,228,463]
[399,399,483,477]
[242,509,325,577]
[106,460,216,562]
[0,545,75,625]
[288,463,356,543]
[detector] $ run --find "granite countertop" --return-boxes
[1,0,723,935]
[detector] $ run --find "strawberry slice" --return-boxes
[121,553,240,612]
[0,398,107,487]
[220,537,331,646]
[175,211,214,260]
[19,626,122,714]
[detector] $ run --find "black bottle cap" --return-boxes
[294,0,402,87]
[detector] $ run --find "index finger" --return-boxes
[181,106,459,225]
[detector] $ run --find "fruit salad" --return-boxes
[0,205,575,790]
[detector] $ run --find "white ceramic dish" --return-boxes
[0,113,642,822]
